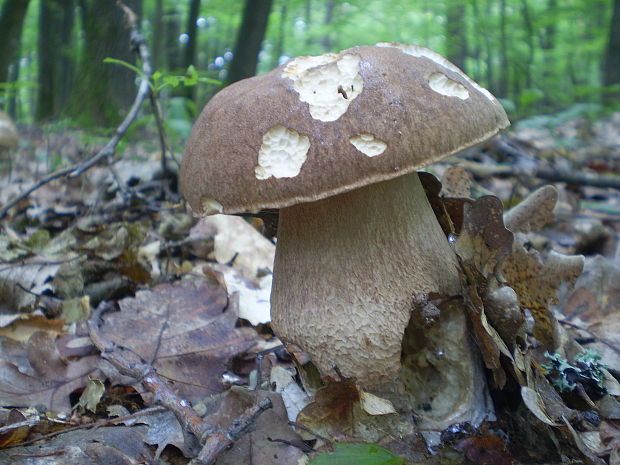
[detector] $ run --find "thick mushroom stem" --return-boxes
[271,172,490,425]
[271,173,488,429]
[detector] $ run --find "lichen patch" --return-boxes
[255,126,310,180]
[350,133,387,157]
[283,53,363,122]
[429,72,469,100]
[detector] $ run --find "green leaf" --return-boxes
[198,76,222,85]
[163,76,180,88]
[103,57,143,76]
[309,443,406,465]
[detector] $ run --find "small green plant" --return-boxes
[103,58,221,93]
[543,349,607,399]
[308,442,406,465]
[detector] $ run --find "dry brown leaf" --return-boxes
[440,165,473,198]
[0,409,30,448]
[504,185,558,233]
[563,256,620,372]
[296,378,410,443]
[100,277,258,400]
[202,215,275,278]
[455,435,513,465]
[0,313,64,342]
[503,248,584,349]
[0,425,154,464]
[0,260,61,313]
[455,196,513,277]
[112,404,198,458]
[0,331,104,413]
[297,378,360,439]
[562,416,607,465]
[203,387,307,465]
[453,196,514,384]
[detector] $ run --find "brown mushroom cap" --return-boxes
[181,43,509,215]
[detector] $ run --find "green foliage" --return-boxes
[6,0,620,123]
[0,80,37,110]
[308,443,406,465]
[103,58,221,93]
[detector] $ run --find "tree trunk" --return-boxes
[445,0,467,71]
[271,2,288,69]
[64,0,142,127]
[540,0,557,50]
[321,0,336,52]
[305,0,313,46]
[603,0,620,102]
[469,0,482,81]
[226,0,273,85]
[483,0,495,93]
[183,0,200,70]
[37,0,76,121]
[0,0,31,84]
[497,0,509,98]
[519,0,534,89]
[152,0,164,70]
[164,8,182,71]
[182,0,201,99]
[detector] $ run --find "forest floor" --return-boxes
[0,104,619,464]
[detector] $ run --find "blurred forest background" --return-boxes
[1,0,620,135]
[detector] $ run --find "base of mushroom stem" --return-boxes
[281,291,494,432]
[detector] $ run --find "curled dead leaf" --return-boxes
[504,185,558,233]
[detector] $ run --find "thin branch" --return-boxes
[88,301,272,463]
[4,407,167,449]
[191,397,273,465]
[457,160,620,190]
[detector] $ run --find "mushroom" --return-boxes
[181,44,509,427]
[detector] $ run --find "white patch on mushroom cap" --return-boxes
[376,42,495,102]
[349,133,387,157]
[428,72,469,100]
[282,54,363,122]
[255,126,311,180]
[282,53,339,76]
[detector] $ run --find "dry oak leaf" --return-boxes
[503,185,558,233]
[0,409,30,448]
[454,196,513,278]
[100,277,258,400]
[0,425,154,464]
[502,247,584,350]
[297,378,407,443]
[563,256,620,374]
[203,386,306,465]
[453,196,514,385]
[0,331,104,413]
[440,165,473,199]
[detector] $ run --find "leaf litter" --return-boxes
[0,109,620,463]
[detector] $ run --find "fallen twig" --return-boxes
[88,301,272,462]
[191,397,273,465]
[457,160,620,190]
[3,407,167,449]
